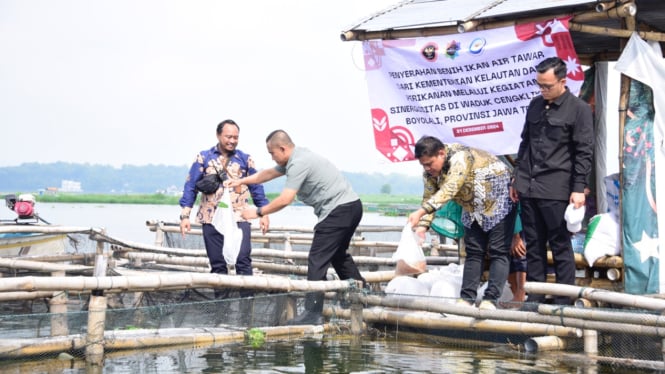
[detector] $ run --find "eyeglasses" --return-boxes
[537,80,563,91]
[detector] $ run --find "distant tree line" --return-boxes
[0,162,423,196]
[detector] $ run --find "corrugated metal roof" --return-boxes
[342,0,665,62]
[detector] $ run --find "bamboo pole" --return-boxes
[341,11,665,43]
[49,271,68,337]
[11,253,95,263]
[524,336,568,352]
[571,2,636,23]
[568,22,665,42]
[546,251,622,269]
[85,295,106,365]
[116,250,457,269]
[584,329,598,354]
[0,257,93,273]
[0,225,100,235]
[538,304,665,327]
[327,307,580,338]
[0,291,54,301]
[142,221,459,254]
[0,273,362,293]
[0,325,331,359]
[85,250,109,365]
[353,294,583,336]
[350,303,364,335]
[355,293,665,337]
[111,258,397,284]
[145,221,404,234]
[524,283,665,310]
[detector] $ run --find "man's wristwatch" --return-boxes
[180,214,190,220]
[256,207,264,217]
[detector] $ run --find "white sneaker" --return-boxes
[478,300,497,310]
[456,299,475,308]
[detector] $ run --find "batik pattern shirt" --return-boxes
[179,145,269,224]
[419,143,514,232]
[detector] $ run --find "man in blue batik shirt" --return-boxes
[179,119,270,298]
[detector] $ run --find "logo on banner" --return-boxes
[371,108,415,162]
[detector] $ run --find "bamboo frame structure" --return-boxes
[0,215,654,365]
[0,324,329,359]
[525,282,665,311]
[327,307,581,338]
[341,7,665,44]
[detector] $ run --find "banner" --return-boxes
[615,33,663,294]
[363,18,584,161]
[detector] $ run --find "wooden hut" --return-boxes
[340,0,665,295]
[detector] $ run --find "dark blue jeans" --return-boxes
[202,221,252,275]
[460,206,516,302]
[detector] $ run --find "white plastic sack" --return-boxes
[583,213,620,266]
[385,276,430,296]
[392,223,427,276]
[212,188,243,265]
[430,279,463,303]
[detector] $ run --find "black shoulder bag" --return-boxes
[195,159,228,194]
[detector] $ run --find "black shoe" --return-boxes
[285,310,324,325]
[519,302,540,312]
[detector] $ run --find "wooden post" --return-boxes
[429,235,440,256]
[154,221,165,247]
[86,294,107,365]
[584,329,598,354]
[283,295,297,324]
[458,237,466,265]
[350,302,364,335]
[86,240,108,366]
[49,270,68,336]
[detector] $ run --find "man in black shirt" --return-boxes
[510,57,593,306]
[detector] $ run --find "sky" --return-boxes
[0,0,422,176]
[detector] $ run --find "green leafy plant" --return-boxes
[245,328,266,348]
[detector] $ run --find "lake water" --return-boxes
[22,202,408,244]
[2,203,654,373]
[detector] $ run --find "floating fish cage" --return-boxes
[0,222,662,372]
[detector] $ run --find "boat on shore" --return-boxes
[0,194,68,257]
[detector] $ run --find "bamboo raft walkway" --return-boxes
[0,222,661,370]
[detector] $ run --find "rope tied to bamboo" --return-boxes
[577,286,588,299]
[551,305,567,325]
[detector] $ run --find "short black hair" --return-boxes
[265,129,294,147]
[414,136,444,158]
[536,57,567,80]
[216,119,238,134]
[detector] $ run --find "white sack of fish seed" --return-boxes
[418,263,463,292]
[429,278,463,303]
[385,276,430,297]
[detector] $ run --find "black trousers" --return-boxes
[460,205,516,302]
[521,198,575,304]
[304,199,365,312]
